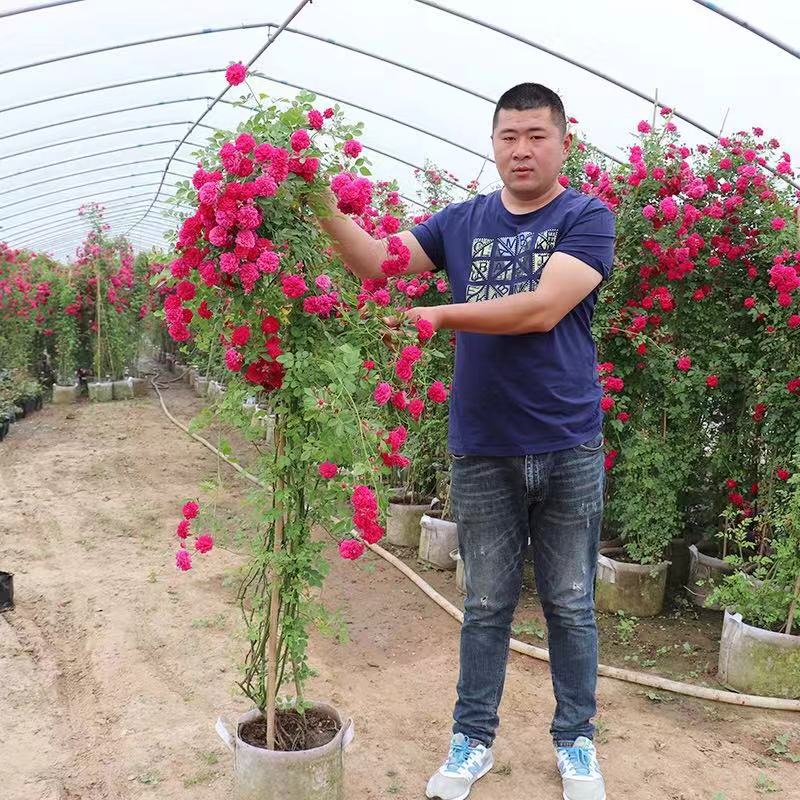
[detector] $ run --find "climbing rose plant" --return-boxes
[563,114,800,567]
[0,205,152,387]
[160,76,454,713]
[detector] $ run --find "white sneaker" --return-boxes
[426,733,494,800]
[556,737,606,800]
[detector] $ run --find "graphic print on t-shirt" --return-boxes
[465,228,559,303]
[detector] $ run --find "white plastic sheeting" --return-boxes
[0,0,797,259]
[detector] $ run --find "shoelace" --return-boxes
[445,739,474,772]
[561,746,593,777]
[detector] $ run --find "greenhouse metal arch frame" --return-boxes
[0,0,797,260]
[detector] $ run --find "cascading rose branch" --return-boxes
[161,67,448,568]
[174,500,214,570]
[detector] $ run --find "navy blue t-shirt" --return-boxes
[411,187,615,456]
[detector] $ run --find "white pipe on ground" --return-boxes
[153,377,800,713]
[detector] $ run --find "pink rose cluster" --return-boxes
[331,172,373,215]
[339,484,386,560]
[174,500,214,571]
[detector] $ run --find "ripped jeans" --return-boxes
[450,433,605,747]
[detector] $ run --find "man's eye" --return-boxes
[503,137,515,142]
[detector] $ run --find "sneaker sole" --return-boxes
[426,755,495,800]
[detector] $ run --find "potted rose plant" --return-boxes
[581,117,800,616]
[161,69,446,799]
[712,465,800,699]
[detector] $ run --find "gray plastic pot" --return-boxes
[215,704,354,800]
[51,384,78,405]
[688,543,735,610]
[451,549,466,594]
[112,378,134,401]
[249,410,275,445]
[130,377,148,398]
[194,376,209,397]
[386,501,431,547]
[419,515,458,570]
[87,381,113,402]
[208,380,226,400]
[595,547,669,617]
[718,609,800,699]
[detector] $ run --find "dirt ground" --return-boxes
[1,381,799,800]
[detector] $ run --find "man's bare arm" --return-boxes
[316,194,437,280]
[405,253,602,334]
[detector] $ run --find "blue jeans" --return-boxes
[450,433,605,748]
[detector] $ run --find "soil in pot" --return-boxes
[688,542,736,610]
[240,707,340,752]
[218,703,353,800]
[595,547,669,617]
[599,534,622,549]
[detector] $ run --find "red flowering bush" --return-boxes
[0,242,60,377]
[565,119,800,565]
[160,88,453,718]
[161,76,799,718]
[0,205,152,388]
[71,204,153,380]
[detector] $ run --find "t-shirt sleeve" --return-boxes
[554,200,616,279]
[410,205,450,272]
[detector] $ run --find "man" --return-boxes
[320,83,614,800]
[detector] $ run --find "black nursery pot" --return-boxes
[0,572,13,612]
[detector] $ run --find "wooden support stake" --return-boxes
[265,426,284,750]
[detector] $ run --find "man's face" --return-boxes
[492,107,572,198]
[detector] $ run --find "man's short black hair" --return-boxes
[492,83,567,134]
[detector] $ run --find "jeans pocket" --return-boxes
[578,432,605,453]
[451,453,468,461]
